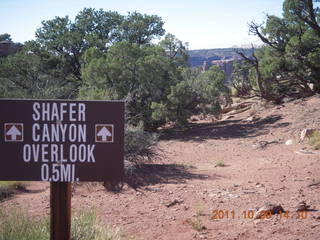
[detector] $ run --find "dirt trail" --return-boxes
[1,96,320,240]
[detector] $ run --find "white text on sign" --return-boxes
[22,102,97,182]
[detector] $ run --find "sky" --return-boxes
[0,0,283,50]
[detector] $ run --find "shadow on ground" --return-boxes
[160,114,290,142]
[105,163,221,191]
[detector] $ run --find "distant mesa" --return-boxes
[188,48,253,84]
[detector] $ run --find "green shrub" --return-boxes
[214,160,226,167]
[0,209,124,240]
[309,131,320,150]
[187,218,206,232]
[0,181,26,189]
[0,182,27,201]
[151,66,230,127]
[102,125,158,191]
[124,125,158,166]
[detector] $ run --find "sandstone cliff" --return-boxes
[188,48,253,85]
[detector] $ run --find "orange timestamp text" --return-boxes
[211,210,309,220]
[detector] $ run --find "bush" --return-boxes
[186,218,206,232]
[0,181,27,201]
[309,131,320,150]
[81,41,230,129]
[0,209,124,240]
[124,125,158,165]
[214,160,226,167]
[104,125,159,191]
[151,66,230,127]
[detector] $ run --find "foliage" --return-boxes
[0,182,26,201]
[159,33,189,66]
[119,11,165,44]
[309,130,320,150]
[35,8,164,82]
[214,160,226,167]
[35,8,123,81]
[71,210,124,240]
[241,0,320,101]
[124,125,158,165]
[0,209,49,240]
[152,66,230,126]
[195,204,205,217]
[0,181,26,188]
[2,8,231,130]
[80,33,220,129]
[187,218,206,231]
[0,209,125,240]
[0,33,12,41]
[0,44,77,99]
[80,41,177,129]
[231,60,253,96]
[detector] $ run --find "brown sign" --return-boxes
[0,99,124,182]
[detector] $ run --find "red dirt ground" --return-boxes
[1,96,320,240]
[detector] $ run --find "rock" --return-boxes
[221,115,234,121]
[190,116,199,122]
[255,203,285,219]
[300,129,317,142]
[307,181,320,187]
[285,139,293,145]
[221,102,252,115]
[313,215,320,220]
[243,190,256,194]
[295,149,315,155]
[252,141,269,149]
[253,140,278,150]
[296,201,311,211]
[308,83,315,91]
[311,223,320,229]
[165,199,183,207]
[282,97,294,103]
[256,183,265,188]
[245,116,260,122]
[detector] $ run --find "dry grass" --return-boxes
[214,160,226,167]
[309,131,320,150]
[195,204,206,217]
[187,218,206,231]
[0,209,126,240]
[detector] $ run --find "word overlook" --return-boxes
[23,102,95,163]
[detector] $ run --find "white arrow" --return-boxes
[97,127,112,141]
[7,125,22,141]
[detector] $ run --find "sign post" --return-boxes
[0,99,124,240]
[50,182,71,240]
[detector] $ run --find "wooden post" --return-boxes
[50,182,72,240]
